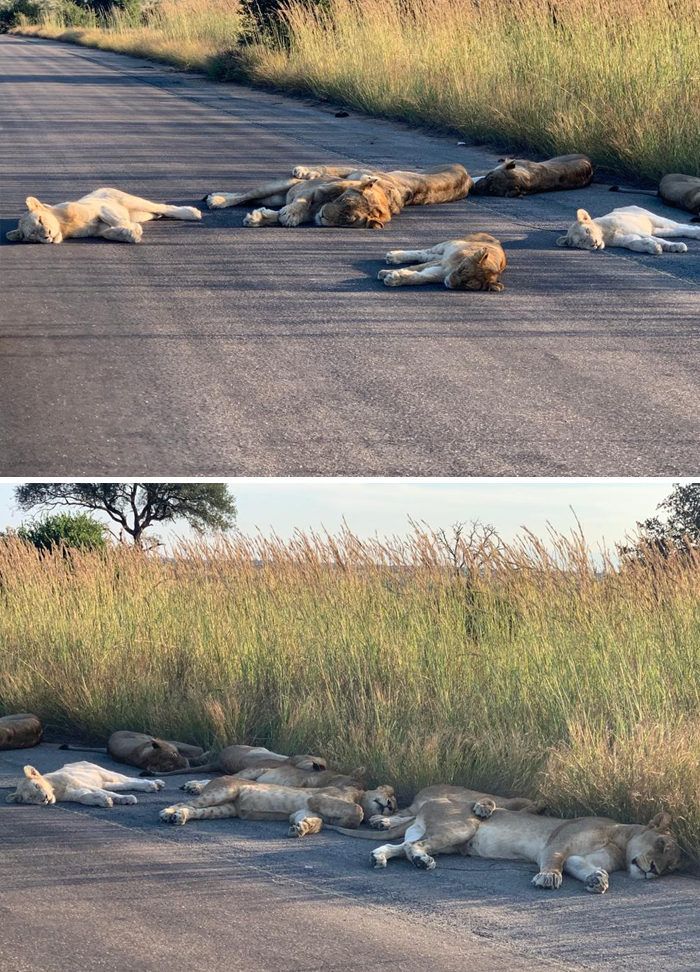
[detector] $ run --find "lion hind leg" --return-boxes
[385,248,440,265]
[533,848,566,889]
[207,178,300,210]
[160,803,239,825]
[288,810,324,838]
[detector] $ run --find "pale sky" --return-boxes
[0,480,685,550]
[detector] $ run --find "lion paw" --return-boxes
[292,166,322,180]
[370,850,388,868]
[666,242,687,253]
[181,206,202,220]
[585,868,609,894]
[114,794,138,805]
[408,850,436,870]
[181,780,207,795]
[278,205,305,227]
[473,799,496,820]
[381,270,406,287]
[369,814,392,829]
[206,193,231,209]
[288,822,307,838]
[159,807,188,825]
[532,870,563,890]
[385,251,406,265]
[243,208,267,227]
[149,779,166,791]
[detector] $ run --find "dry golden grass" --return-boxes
[1,525,699,863]
[14,0,700,180]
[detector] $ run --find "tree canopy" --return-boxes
[624,482,700,559]
[14,483,237,545]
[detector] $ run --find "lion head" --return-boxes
[471,161,524,198]
[445,249,505,292]
[316,178,392,229]
[6,197,63,244]
[626,813,682,879]
[360,785,397,819]
[142,740,190,773]
[287,754,327,771]
[556,209,604,250]
[5,765,56,805]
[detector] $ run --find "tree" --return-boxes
[14,483,237,546]
[17,512,107,552]
[622,482,700,559]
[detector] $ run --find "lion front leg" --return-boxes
[180,779,212,795]
[385,248,441,265]
[564,855,610,894]
[288,810,324,838]
[533,848,566,889]
[243,207,282,228]
[206,178,301,210]
[64,786,116,808]
[159,803,239,826]
[98,222,143,244]
[292,165,356,180]
[379,265,446,287]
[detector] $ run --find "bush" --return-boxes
[17,512,108,552]
[0,0,42,31]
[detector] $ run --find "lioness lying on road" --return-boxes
[6,188,201,244]
[160,777,396,835]
[368,795,680,894]
[206,163,472,229]
[659,174,700,221]
[5,761,164,807]
[556,206,700,253]
[145,744,327,778]
[377,234,506,291]
[471,155,593,197]
[0,713,42,750]
[61,731,208,775]
[181,764,366,794]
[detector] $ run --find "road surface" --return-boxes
[1,744,699,972]
[1,35,699,475]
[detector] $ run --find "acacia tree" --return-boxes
[14,483,236,546]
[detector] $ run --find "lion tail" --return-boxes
[326,821,411,840]
[609,186,657,196]
[59,743,108,753]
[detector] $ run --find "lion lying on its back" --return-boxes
[206,163,472,229]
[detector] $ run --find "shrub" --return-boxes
[16,512,108,552]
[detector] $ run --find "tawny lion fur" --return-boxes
[159,776,397,836]
[5,761,165,807]
[60,731,208,775]
[0,713,42,751]
[145,744,327,779]
[378,234,507,291]
[365,794,681,894]
[206,163,472,229]
[6,188,201,244]
[471,154,593,197]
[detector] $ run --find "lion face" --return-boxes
[145,740,189,773]
[6,197,63,244]
[360,785,397,818]
[316,179,391,229]
[445,250,505,292]
[471,161,524,198]
[627,814,681,879]
[5,765,56,805]
[557,209,604,250]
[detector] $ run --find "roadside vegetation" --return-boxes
[1,524,699,864]
[7,0,700,181]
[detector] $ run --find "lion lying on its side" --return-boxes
[659,174,700,221]
[0,713,42,750]
[366,794,680,894]
[471,155,593,197]
[6,188,201,244]
[5,761,164,807]
[145,744,327,778]
[61,731,209,775]
[206,163,472,229]
[378,234,506,291]
[160,777,396,836]
[181,764,367,795]
[556,206,700,253]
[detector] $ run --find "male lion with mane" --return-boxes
[160,777,396,836]
[205,163,472,229]
[6,188,201,244]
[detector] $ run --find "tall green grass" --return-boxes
[13,0,700,181]
[1,527,699,862]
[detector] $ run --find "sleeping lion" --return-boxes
[0,713,42,751]
[377,234,506,291]
[5,761,164,807]
[61,730,209,775]
[206,163,472,229]
[160,776,396,836]
[471,154,593,197]
[143,743,327,778]
[556,206,700,253]
[364,795,680,894]
[181,764,367,794]
[6,188,201,244]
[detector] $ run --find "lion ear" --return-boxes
[576,208,592,222]
[358,177,379,190]
[473,248,489,265]
[648,812,673,832]
[151,740,163,750]
[556,235,570,247]
[25,196,43,212]
[23,765,41,779]
[6,229,22,241]
[366,218,384,229]
[504,160,517,170]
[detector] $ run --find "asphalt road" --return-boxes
[1,35,699,476]
[2,744,699,972]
